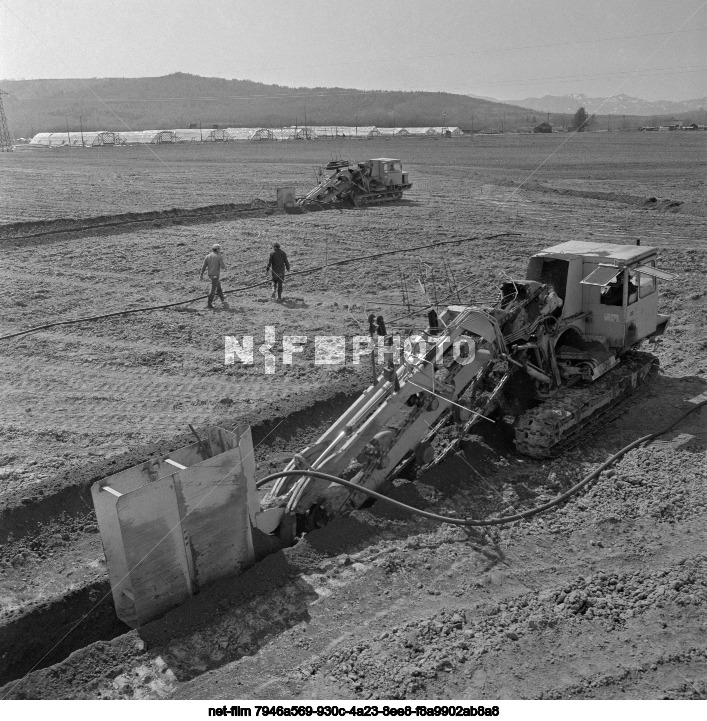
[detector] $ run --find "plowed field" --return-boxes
[0,132,705,701]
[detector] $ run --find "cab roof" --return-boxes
[369,158,401,163]
[534,241,657,265]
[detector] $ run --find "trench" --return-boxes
[0,390,362,544]
[0,390,361,686]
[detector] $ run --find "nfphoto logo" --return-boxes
[224,327,475,374]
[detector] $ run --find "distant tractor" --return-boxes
[296,158,412,209]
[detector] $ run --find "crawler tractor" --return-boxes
[255,241,675,541]
[297,158,412,209]
[93,241,677,624]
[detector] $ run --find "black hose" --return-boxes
[0,232,519,341]
[255,400,706,527]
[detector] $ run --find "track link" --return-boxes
[514,351,657,458]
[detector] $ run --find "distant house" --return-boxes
[533,122,552,133]
[658,120,682,131]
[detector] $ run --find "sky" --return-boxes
[0,0,705,101]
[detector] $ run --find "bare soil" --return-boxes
[0,133,705,700]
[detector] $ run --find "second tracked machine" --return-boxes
[294,158,412,210]
[254,241,675,541]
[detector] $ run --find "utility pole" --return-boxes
[79,113,85,146]
[355,114,358,137]
[304,105,307,140]
[65,117,71,147]
[199,120,203,142]
[0,89,13,151]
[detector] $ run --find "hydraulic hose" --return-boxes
[255,400,707,528]
[0,232,519,342]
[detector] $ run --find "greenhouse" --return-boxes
[376,127,410,136]
[427,126,462,136]
[204,129,234,141]
[29,120,444,147]
[173,129,206,142]
[225,127,260,140]
[405,127,437,136]
[30,132,88,146]
[308,126,379,138]
[252,128,275,141]
[92,132,126,146]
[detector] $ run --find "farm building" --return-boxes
[534,122,553,133]
[658,120,682,131]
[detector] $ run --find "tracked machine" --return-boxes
[295,158,412,209]
[93,241,676,625]
[254,241,675,540]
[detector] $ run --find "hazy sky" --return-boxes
[1,0,705,100]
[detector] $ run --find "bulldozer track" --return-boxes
[513,352,657,458]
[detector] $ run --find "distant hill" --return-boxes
[509,93,707,117]
[1,73,539,138]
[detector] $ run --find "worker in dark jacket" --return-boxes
[200,243,228,309]
[266,242,290,301]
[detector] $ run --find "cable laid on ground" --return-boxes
[255,400,707,527]
[0,232,519,341]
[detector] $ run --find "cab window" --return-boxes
[627,270,638,305]
[639,261,656,298]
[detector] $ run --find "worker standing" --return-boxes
[200,243,228,309]
[266,242,291,301]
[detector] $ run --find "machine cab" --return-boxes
[526,241,675,350]
[369,158,408,187]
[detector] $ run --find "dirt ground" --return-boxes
[0,133,705,700]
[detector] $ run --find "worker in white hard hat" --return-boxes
[200,243,228,309]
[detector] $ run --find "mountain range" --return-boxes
[508,93,707,117]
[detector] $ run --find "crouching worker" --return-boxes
[266,242,290,301]
[200,243,228,309]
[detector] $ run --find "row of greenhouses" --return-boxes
[29,125,462,146]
